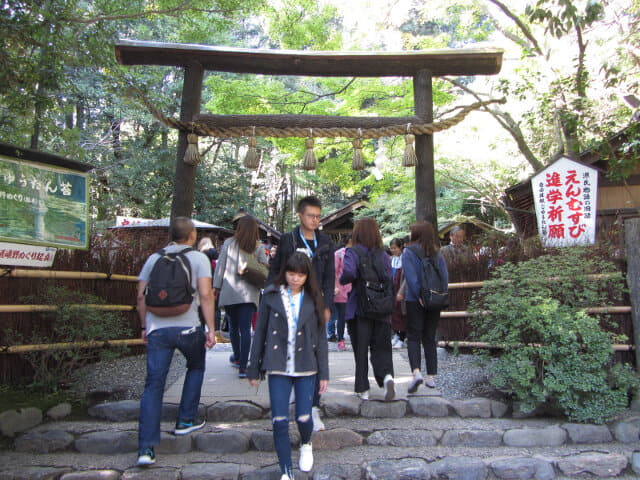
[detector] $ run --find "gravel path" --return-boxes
[70,339,500,402]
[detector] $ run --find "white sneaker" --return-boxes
[392,338,402,349]
[357,390,369,400]
[312,406,325,431]
[299,443,313,472]
[383,374,395,402]
[280,474,291,480]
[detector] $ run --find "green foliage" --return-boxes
[7,285,131,393]
[470,248,637,423]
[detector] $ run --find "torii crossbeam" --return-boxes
[115,39,503,229]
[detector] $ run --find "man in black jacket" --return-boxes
[267,195,335,431]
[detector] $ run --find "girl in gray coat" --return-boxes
[247,252,329,480]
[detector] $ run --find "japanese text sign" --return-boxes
[531,156,598,247]
[0,154,88,249]
[0,242,56,267]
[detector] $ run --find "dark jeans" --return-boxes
[351,316,394,393]
[335,303,347,341]
[406,301,439,375]
[226,303,256,369]
[139,326,206,449]
[268,374,315,476]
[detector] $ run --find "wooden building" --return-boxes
[504,125,640,241]
[319,199,369,243]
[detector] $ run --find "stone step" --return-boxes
[4,415,640,478]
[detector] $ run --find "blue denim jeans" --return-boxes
[138,326,206,449]
[226,303,256,370]
[335,302,347,341]
[268,374,315,476]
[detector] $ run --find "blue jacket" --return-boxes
[247,283,329,381]
[339,245,393,323]
[401,246,449,303]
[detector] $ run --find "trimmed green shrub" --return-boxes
[470,247,637,423]
[7,284,131,392]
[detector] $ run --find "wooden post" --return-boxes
[626,218,640,370]
[170,61,204,221]
[413,69,437,230]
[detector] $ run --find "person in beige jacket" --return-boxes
[213,215,268,377]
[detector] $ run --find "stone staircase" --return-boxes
[2,395,640,479]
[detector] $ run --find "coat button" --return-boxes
[297,331,302,336]
[274,313,279,317]
[297,347,302,351]
[273,330,277,335]
[274,345,278,349]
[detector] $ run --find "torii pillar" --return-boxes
[114,41,503,231]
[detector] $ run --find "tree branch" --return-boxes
[485,0,543,56]
[444,77,544,171]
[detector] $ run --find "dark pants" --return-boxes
[268,374,315,476]
[351,316,394,393]
[406,301,439,375]
[335,303,347,341]
[225,303,256,370]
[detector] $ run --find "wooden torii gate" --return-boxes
[115,40,503,230]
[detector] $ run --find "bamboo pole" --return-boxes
[2,338,144,354]
[0,304,135,313]
[436,340,633,352]
[0,268,137,282]
[447,273,620,290]
[440,306,631,318]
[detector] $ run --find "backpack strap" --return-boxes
[408,244,445,287]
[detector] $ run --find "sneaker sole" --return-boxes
[174,422,205,435]
[407,378,422,394]
[136,458,156,466]
[384,380,395,401]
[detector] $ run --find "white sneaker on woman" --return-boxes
[280,474,291,480]
[357,390,369,400]
[383,374,395,402]
[299,443,313,472]
[312,406,325,431]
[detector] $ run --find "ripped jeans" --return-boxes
[268,373,315,476]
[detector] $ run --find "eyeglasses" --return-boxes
[304,214,322,220]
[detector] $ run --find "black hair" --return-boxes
[296,195,322,214]
[390,237,404,249]
[275,251,325,329]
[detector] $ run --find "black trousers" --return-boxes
[406,301,439,375]
[349,316,394,393]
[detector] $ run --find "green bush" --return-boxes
[7,284,131,392]
[470,247,637,423]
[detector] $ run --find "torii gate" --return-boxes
[115,40,503,230]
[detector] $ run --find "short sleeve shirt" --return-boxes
[138,244,212,334]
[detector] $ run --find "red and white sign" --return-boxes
[532,156,598,247]
[0,242,56,267]
[115,216,153,227]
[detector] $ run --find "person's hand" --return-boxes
[324,308,331,324]
[418,298,424,308]
[334,286,340,295]
[141,329,148,346]
[213,288,220,299]
[396,293,404,302]
[205,330,216,349]
[318,379,328,395]
[249,379,260,387]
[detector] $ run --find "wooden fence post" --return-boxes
[626,218,640,371]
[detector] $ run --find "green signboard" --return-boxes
[0,154,88,249]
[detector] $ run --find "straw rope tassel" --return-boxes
[403,124,417,167]
[352,136,364,171]
[184,133,201,165]
[302,134,316,170]
[243,128,259,169]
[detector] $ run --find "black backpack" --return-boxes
[145,247,196,317]
[352,246,394,319]
[407,244,449,310]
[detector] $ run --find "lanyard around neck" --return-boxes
[299,229,317,258]
[287,287,304,328]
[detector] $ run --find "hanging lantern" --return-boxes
[302,130,316,170]
[183,133,201,165]
[243,127,259,169]
[402,124,417,167]
[352,134,364,171]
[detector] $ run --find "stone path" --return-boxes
[3,349,640,478]
[164,349,436,405]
